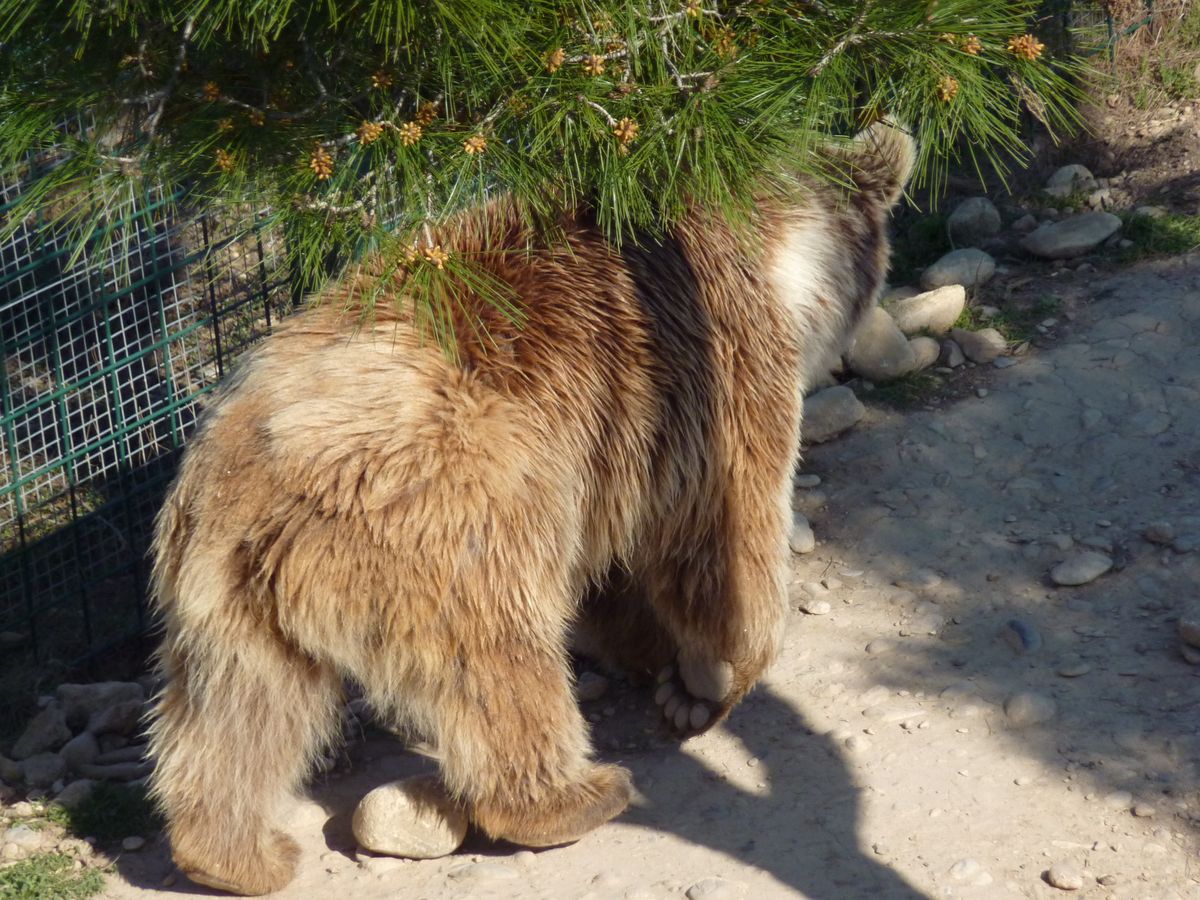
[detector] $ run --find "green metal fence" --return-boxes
[1,173,292,675]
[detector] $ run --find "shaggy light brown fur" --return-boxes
[147,122,915,895]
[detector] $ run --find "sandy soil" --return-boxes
[97,251,1200,900]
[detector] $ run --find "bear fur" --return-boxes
[146,121,915,895]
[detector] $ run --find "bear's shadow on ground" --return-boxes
[615,686,930,899]
[112,683,928,898]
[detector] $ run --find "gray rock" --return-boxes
[1087,188,1112,209]
[1050,551,1113,586]
[52,779,96,811]
[908,336,940,371]
[1056,655,1092,677]
[1133,205,1167,219]
[57,683,145,732]
[939,339,966,368]
[847,306,916,382]
[77,760,152,781]
[886,285,966,336]
[93,745,147,766]
[1144,521,1175,545]
[121,836,147,851]
[803,386,865,444]
[790,512,816,555]
[1178,606,1200,648]
[59,732,100,772]
[1021,212,1122,259]
[1004,692,1057,728]
[1173,532,1200,553]
[353,775,468,859]
[21,752,67,788]
[950,327,1006,364]
[1045,164,1097,198]
[2,825,45,853]
[10,705,71,760]
[1181,643,1200,665]
[920,248,996,290]
[1046,861,1085,890]
[1011,213,1039,234]
[947,197,1001,245]
[87,700,144,737]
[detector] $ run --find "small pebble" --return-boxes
[800,600,832,616]
[121,836,146,851]
[1046,861,1084,891]
[845,734,872,753]
[1132,803,1156,818]
[1056,658,1092,678]
[794,474,822,488]
[1181,643,1200,665]
[1050,551,1113,587]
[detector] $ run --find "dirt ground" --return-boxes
[92,240,1200,899]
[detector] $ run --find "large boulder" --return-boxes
[846,307,916,382]
[920,249,995,290]
[946,197,1001,245]
[10,705,71,761]
[1020,212,1122,260]
[950,328,1007,364]
[56,682,145,732]
[885,285,966,336]
[1044,164,1097,199]
[802,386,865,444]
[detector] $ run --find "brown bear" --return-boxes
[146,121,915,895]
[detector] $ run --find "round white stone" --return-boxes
[352,775,468,859]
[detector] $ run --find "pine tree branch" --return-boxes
[144,16,196,141]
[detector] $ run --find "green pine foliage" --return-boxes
[1,1,1084,319]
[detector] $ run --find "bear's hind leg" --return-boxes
[643,529,787,736]
[441,646,633,847]
[148,618,341,896]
